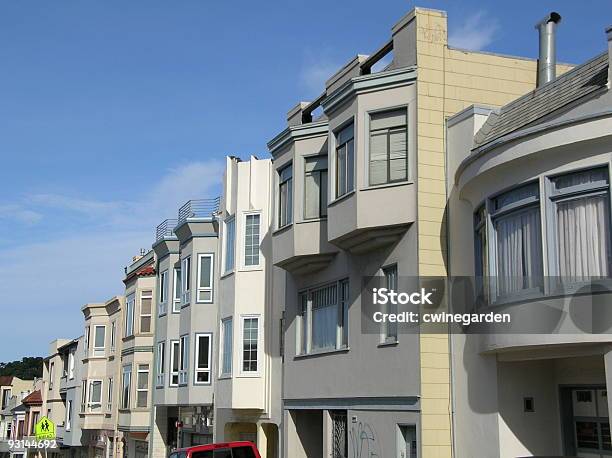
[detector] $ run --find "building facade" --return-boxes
[214,156,282,457]
[118,252,156,458]
[150,197,220,458]
[446,27,612,458]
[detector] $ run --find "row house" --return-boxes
[118,252,156,458]
[446,21,612,458]
[150,196,220,457]
[266,7,570,458]
[0,376,36,458]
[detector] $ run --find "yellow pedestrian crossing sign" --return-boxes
[35,417,55,440]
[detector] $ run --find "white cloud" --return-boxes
[448,11,499,51]
[0,204,43,225]
[0,159,224,361]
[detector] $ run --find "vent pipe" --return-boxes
[535,12,562,87]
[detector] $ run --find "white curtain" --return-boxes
[557,194,610,281]
[311,285,337,351]
[495,207,542,296]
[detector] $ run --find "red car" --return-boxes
[169,442,261,458]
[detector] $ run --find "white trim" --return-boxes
[169,340,180,387]
[136,364,149,408]
[179,335,189,386]
[181,256,191,306]
[92,325,106,358]
[194,333,212,385]
[173,267,182,313]
[158,270,169,316]
[239,315,261,376]
[196,254,214,303]
[87,379,103,412]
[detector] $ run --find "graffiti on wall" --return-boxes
[350,421,379,458]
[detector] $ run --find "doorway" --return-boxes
[396,425,417,458]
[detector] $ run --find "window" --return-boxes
[125,293,135,337]
[156,341,165,388]
[221,318,233,376]
[181,257,191,305]
[93,325,106,357]
[121,366,131,410]
[63,352,69,378]
[197,254,214,302]
[110,321,116,353]
[179,335,189,385]
[66,401,72,431]
[194,333,212,384]
[368,108,408,185]
[173,268,182,312]
[81,380,87,412]
[474,206,488,301]
[225,217,236,272]
[49,362,54,390]
[304,155,328,219]
[88,380,102,412]
[241,317,259,373]
[68,351,75,380]
[298,279,349,354]
[278,164,293,227]
[550,167,611,284]
[136,365,149,408]
[159,270,169,315]
[382,265,398,343]
[85,326,90,352]
[107,378,113,412]
[244,214,261,266]
[490,183,543,300]
[140,290,153,333]
[335,123,354,198]
[170,340,180,387]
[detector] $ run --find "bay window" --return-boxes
[304,155,328,219]
[369,108,408,185]
[278,164,293,227]
[335,123,354,198]
[194,333,212,384]
[550,167,611,284]
[298,279,349,355]
[196,254,214,303]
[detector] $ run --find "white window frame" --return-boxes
[169,340,180,387]
[66,400,72,431]
[181,257,191,305]
[68,351,75,380]
[220,318,233,377]
[139,289,153,334]
[240,315,260,375]
[194,333,212,385]
[243,212,261,268]
[87,379,103,412]
[125,293,135,337]
[179,335,189,386]
[107,377,113,412]
[159,270,169,316]
[110,321,116,353]
[366,106,409,186]
[173,267,182,313]
[277,164,293,228]
[156,341,165,388]
[196,254,214,303]
[136,365,149,409]
[92,325,106,357]
[121,365,131,410]
[334,121,355,199]
[81,380,87,412]
[224,216,236,273]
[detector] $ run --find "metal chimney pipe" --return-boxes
[535,12,562,87]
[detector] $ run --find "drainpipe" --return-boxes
[535,12,562,87]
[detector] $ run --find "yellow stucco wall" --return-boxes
[413,8,573,458]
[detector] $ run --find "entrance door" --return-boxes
[397,425,417,458]
[565,387,610,458]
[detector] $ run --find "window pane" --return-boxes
[304,173,320,219]
[198,335,209,369]
[370,109,406,130]
[369,131,387,186]
[174,269,181,301]
[384,267,398,340]
[172,343,180,372]
[141,297,152,315]
[337,123,354,146]
[242,318,258,372]
[557,194,611,280]
[199,256,212,288]
[337,146,347,196]
[553,167,608,191]
[141,316,151,334]
[311,284,338,351]
[346,139,354,192]
[244,215,260,266]
[389,128,407,181]
[222,320,233,374]
[494,183,539,211]
[94,327,105,349]
[225,219,236,271]
[137,369,148,390]
[495,207,542,296]
[321,170,328,216]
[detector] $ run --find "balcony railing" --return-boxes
[177,197,220,225]
[156,219,178,242]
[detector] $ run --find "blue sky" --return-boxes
[0,0,609,362]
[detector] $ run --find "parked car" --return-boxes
[169,442,261,458]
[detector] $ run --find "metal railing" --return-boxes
[177,197,220,225]
[156,219,178,242]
